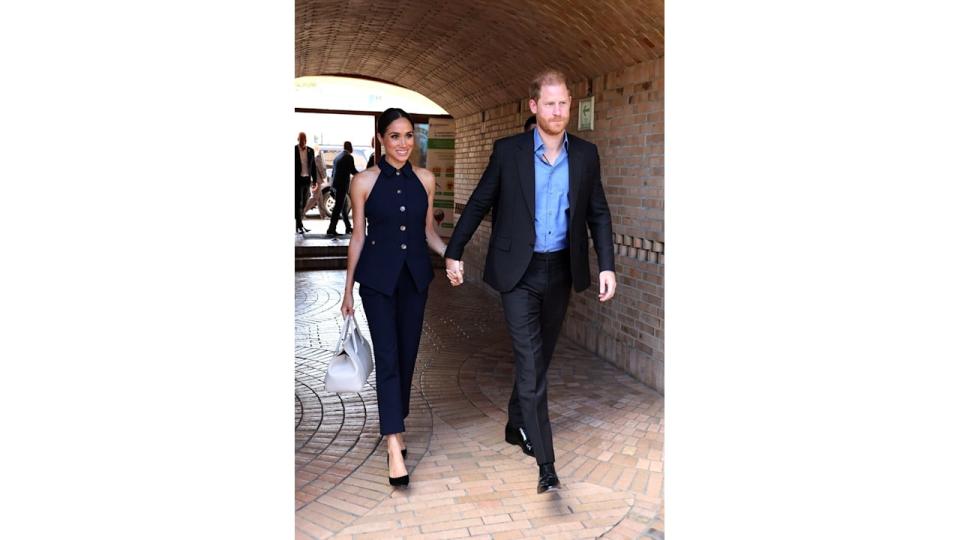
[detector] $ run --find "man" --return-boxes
[326,141,358,236]
[294,132,318,234]
[444,70,617,494]
[366,135,377,168]
[523,114,537,132]
[302,147,329,218]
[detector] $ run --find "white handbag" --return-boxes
[323,314,374,393]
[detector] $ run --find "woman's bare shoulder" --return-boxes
[353,168,379,187]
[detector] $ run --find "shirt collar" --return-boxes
[533,128,569,156]
[378,158,415,178]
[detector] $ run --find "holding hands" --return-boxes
[445,257,464,286]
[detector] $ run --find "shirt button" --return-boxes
[401,243,407,250]
[371,240,376,245]
[400,206,406,212]
[395,171,400,176]
[400,225,406,231]
[397,189,402,194]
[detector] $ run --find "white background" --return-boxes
[1,1,958,538]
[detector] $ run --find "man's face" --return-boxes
[298,133,307,148]
[529,83,571,136]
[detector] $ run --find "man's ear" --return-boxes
[528,99,537,115]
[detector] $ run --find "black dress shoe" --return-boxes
[505,423,535,457]
[537,463,561,494]
[302,227,311,233]
[325,229,337,236]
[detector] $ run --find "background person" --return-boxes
[294,132,319,234]
[326,141,358,235]
[302,146,329,218]
[524,114,537,132]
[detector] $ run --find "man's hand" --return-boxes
[598,271,617,302]
[445,257,464,286]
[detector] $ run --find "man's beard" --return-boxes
[539,118,567,135]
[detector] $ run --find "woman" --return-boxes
[340,108,448,486]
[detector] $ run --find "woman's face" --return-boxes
[379,117,415,166]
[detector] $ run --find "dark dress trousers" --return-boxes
[354,160,434,435]
[445,130,614,464]
[328,150,359,232]
[294,145,318,227]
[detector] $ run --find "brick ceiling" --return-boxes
[295,0,664,117]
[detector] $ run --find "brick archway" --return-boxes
[295,0,663,117]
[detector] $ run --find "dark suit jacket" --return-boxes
[446,130,615,293]
[331,151,359,190]
[294,145,318,182]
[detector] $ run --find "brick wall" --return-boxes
[452,58,664,393]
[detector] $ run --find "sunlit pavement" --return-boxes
[295,259,664,539]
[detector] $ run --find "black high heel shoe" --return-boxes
[387,452,409,487]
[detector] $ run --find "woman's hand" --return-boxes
[445,258,464,286]
[341,290,354,318]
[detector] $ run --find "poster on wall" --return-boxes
[426,118,456,238]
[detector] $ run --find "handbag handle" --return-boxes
[338,314,361,377]
[339,314,355,345]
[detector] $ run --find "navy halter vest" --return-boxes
[353,160,434,295]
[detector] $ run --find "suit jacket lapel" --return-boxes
[517,131,536,220]
[567,135,584,218]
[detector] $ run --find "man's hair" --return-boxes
[344,141,353,152]
[529,69,569,101]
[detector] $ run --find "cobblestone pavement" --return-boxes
[296,270,664,540]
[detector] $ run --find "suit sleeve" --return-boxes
[585,146,615,272]
[310,149,319,182]
[445,140,503,260]
[348,157,359,176]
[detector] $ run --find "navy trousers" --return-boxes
[359,263,428,435]
[327,182,351,233]
[502,250,572,465]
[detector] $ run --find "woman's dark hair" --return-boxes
[377,107,414,135]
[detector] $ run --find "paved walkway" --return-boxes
[295,268,664,540]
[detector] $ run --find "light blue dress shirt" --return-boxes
[533,128,570,253]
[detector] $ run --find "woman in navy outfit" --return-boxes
[341,108,449,486]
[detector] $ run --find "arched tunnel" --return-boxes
[297,0,665,392]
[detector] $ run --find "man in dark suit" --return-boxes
[444,70,617,494]
[326,141,358,236]
[295,132,318,234]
